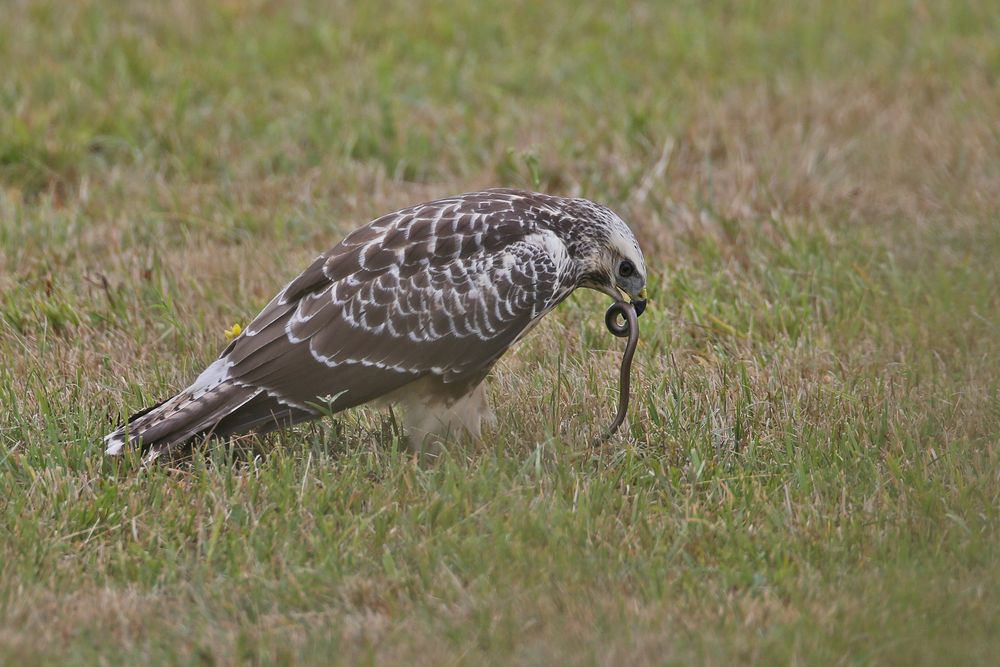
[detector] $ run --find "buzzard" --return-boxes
[105,189,648,460]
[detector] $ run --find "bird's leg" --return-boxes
[401,380,493,455]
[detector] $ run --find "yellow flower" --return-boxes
[224,323,243,342]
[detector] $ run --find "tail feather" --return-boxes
[104,344,328,461]
[104,358,318,461]
[104,381,261,459]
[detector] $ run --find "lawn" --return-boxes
[1,1,998,664]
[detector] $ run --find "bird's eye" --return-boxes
[618,260,635,278]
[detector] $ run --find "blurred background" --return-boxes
[1,2,998,664]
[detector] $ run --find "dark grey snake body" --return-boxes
[593,301,639,445]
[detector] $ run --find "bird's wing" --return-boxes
[218,195,574,413]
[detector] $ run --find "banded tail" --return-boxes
[103,359,312,462]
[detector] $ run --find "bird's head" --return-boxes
[565,199,649,316]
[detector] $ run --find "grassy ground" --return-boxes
[2,0,999,664]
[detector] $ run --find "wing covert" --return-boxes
[220,203,573,414]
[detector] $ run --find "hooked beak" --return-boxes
[634,287,648,316]
[616,287,648,316]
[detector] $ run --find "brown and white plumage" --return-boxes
[104,188,648,460]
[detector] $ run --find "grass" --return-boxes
[2,0,999,664]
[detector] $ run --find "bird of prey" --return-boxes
[104,188,648,460]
